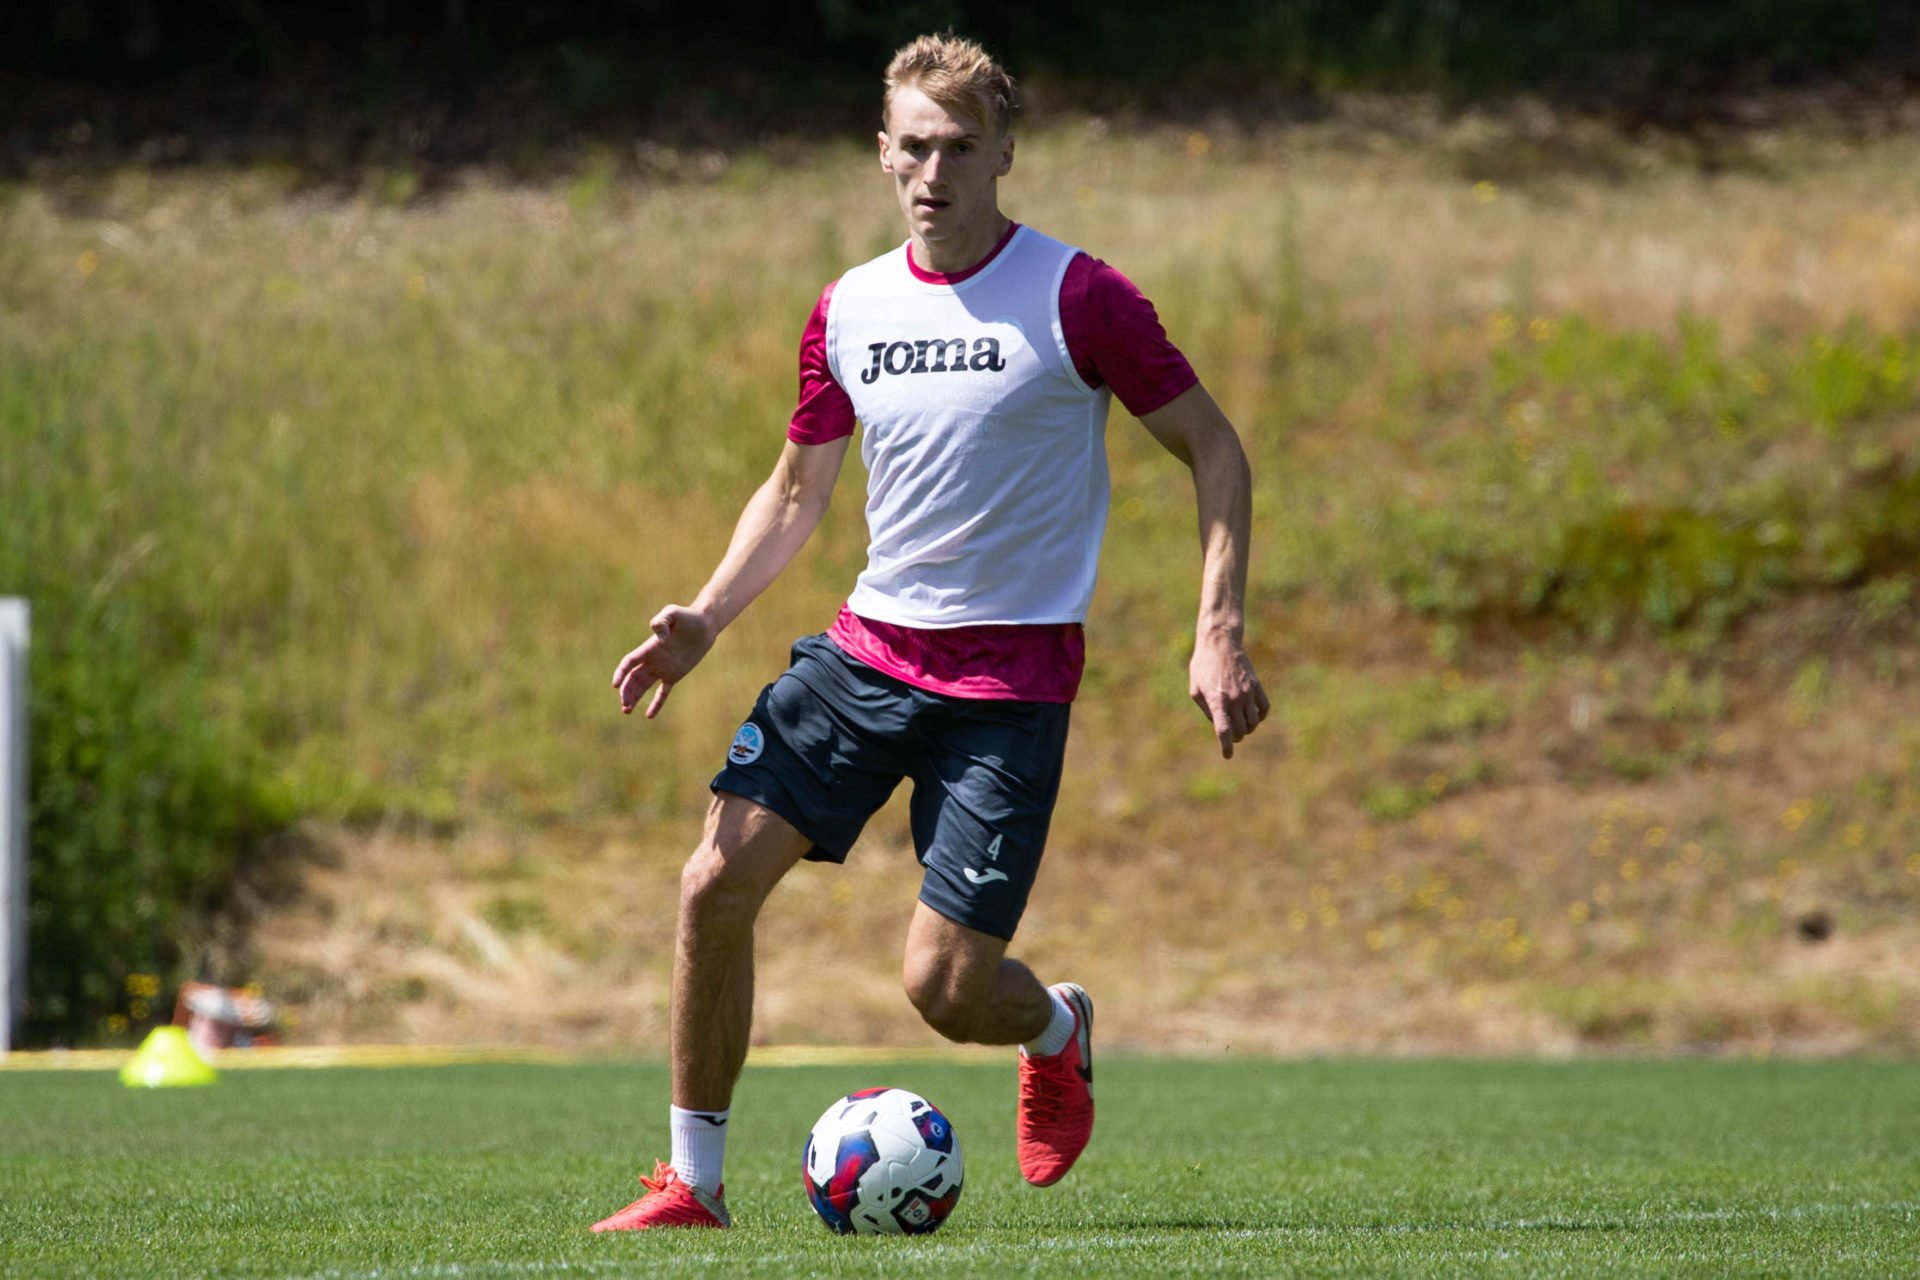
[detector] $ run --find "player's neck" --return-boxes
[909,210,1013,277]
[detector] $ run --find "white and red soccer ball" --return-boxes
[803,1087,964,1235]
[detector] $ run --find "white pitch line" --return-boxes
[264,1202,1920,1280]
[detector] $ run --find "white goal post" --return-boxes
[1,599,26,1053]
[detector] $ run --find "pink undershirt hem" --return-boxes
[827,606,1082,704]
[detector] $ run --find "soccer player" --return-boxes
[593,33,1268,1230]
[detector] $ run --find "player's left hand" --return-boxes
[1189,630,1270,759]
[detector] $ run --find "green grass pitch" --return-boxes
[3,1057,1915,1277]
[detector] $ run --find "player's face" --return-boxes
[878,86,1014,268]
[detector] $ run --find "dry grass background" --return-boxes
[248,610,1920,1057]
[8,108,1920,1053]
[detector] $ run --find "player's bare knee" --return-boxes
[912,992,979,1043]
[678,842,758,931]
[904,971,985,1043]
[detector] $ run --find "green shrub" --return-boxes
[23,605,292,1044]
[1384,318,1920,640]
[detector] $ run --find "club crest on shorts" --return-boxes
[728,721,766,765]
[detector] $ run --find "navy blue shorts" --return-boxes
[711,633,1070,941]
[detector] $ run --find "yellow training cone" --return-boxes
[119,1026,218,1088]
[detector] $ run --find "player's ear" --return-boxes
[996,133,1015,177]
[877,130,894,174]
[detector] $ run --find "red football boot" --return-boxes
[590,1161,731,1231]
[1016,982,1094,1187]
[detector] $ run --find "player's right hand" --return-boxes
[612,605,716,718]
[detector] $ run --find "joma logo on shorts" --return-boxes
[859,337,1007,384]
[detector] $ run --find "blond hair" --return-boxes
[883,33,1017,137]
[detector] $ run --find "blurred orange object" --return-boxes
[173,982,280,1052]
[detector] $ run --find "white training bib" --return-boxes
[827,227,1114,627]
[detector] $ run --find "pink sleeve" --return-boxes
[1059,254,1199,417]
[787,280,857,444]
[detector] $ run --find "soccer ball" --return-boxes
[802,1087,964,1235]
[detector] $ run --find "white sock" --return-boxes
[669,1105,730,1194]
[1022,988,1076,1058]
